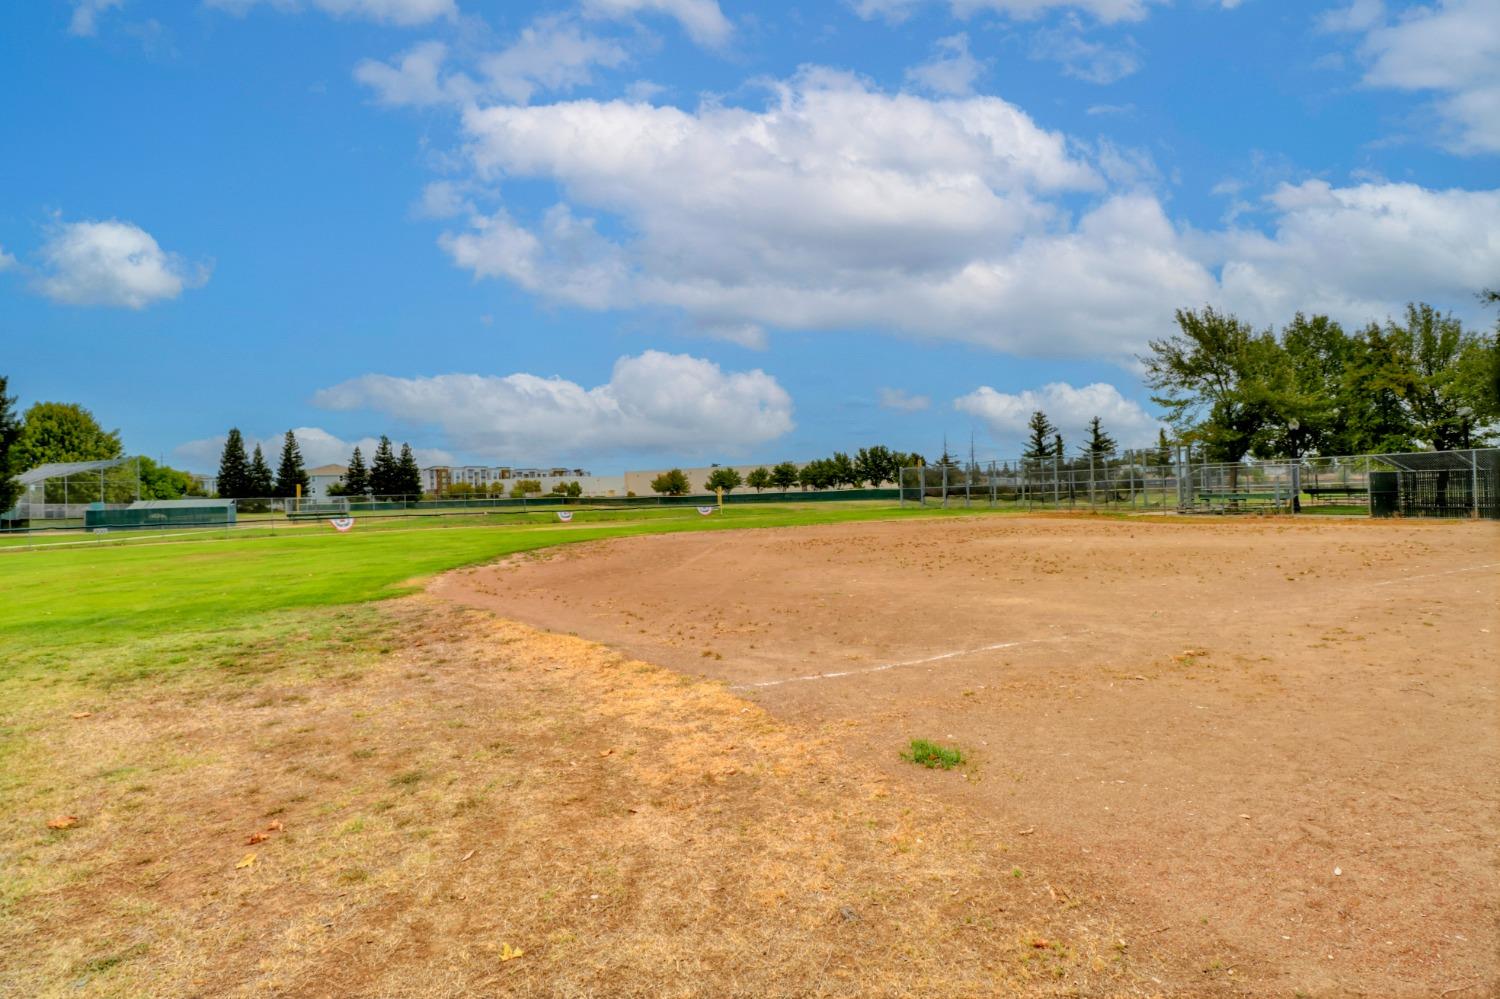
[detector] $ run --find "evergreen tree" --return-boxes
[216,428,252,499]
[1052,432,1065,460]
[1155,428,1173,468]
[274,430,310,498]
[369,436,398,497]
[344,446,370,496]
[1082,416,1117,459]
[1022,411,1056,460]
[248,444,275,497]
[397,443,423,497]
[0,376,22,513]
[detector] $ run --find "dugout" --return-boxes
[1373,449,1499,519]
[85,498,237,529]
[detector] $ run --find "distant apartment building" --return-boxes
[420,465,604,495]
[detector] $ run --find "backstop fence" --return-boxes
[899,447,1500,519]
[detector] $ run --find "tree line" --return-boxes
[0,384,206,512]
[1143,302,1499,462]
[649,446,927,496]
[215,429,422,499]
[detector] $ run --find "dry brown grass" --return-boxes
[0,596,1163,998]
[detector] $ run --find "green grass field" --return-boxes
[0,501,978,686]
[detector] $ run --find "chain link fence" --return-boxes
[899,447,1500,519]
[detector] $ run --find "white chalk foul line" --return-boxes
[737,633,1079,690]
[1368,561,1500,588]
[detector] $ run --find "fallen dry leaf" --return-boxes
[69,712,92,720]
[246,832,270,845]
[500,943,524,962]
[265,819,284,832]
[235,853,257,870]
[459,849,476,863]
[1031,939,1050,949]
[598,748,614,758]
[47,816,78,830]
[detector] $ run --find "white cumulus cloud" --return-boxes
[312,350,795,461]
[68,0,125,36]
[1326,0,1500,154]
[1213,180,1500,327]
[421,65,1500,359]
[906,33,984,96]
[35,219,209,309]
[581,0,733,47]
[205,0,455,26]
[851,0,1159,24]
[879,388,932,412]
[955,381,1160,448]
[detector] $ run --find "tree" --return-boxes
[10,401,122,472]
[829,451,856,488]
[1022,411,1056,460]
[274,430,310,498]
[137,457,208,500]
[369,436,398,497]
[704,467,742,494]
[650,468,690,495]
[566,480,583,498]
[799,459,834,490]
[1052,432,1064,460]
[854,445,898,487]
[746,466,772,492]
[397,443,423,497]
[344,446,370,497]
[216,429,252,499]
[509,479,542,498]
[0,377,22,514]
[248,444,274,497]
[770,461,800,491]
[1387,303,1495,450]
[1142,307,1290,464]
[1082,417,1117,459]
[1154,428,1173,468]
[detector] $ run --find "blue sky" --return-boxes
[1,0,1496,471]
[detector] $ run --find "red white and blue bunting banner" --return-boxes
[697,506,716,516]
[330,516,355,532]
[556,511,574,522]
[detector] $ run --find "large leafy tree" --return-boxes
[397,443,423,496]
[0,376,23,513]
[704,467,742,494]
[274,430,310,498]
[770,461,800,490]
[1388,303,1495,449]
[10,401,122,471]
[746,467,771,492]
[138,457,208,500]
[1142,307,1298,463]
[1022,411,1055,460]
[650,468,690,495]
[248,444,275,497]
[216,428,252,499]
[344,446,370,496]
[853,445,898,487]
[369,436,398,497]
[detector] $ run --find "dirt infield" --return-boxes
[433,513,1500,997]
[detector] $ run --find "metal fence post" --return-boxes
[1473,449,1481,519]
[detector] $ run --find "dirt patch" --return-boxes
[433,513,1500,997]
[1,599,1157,998]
